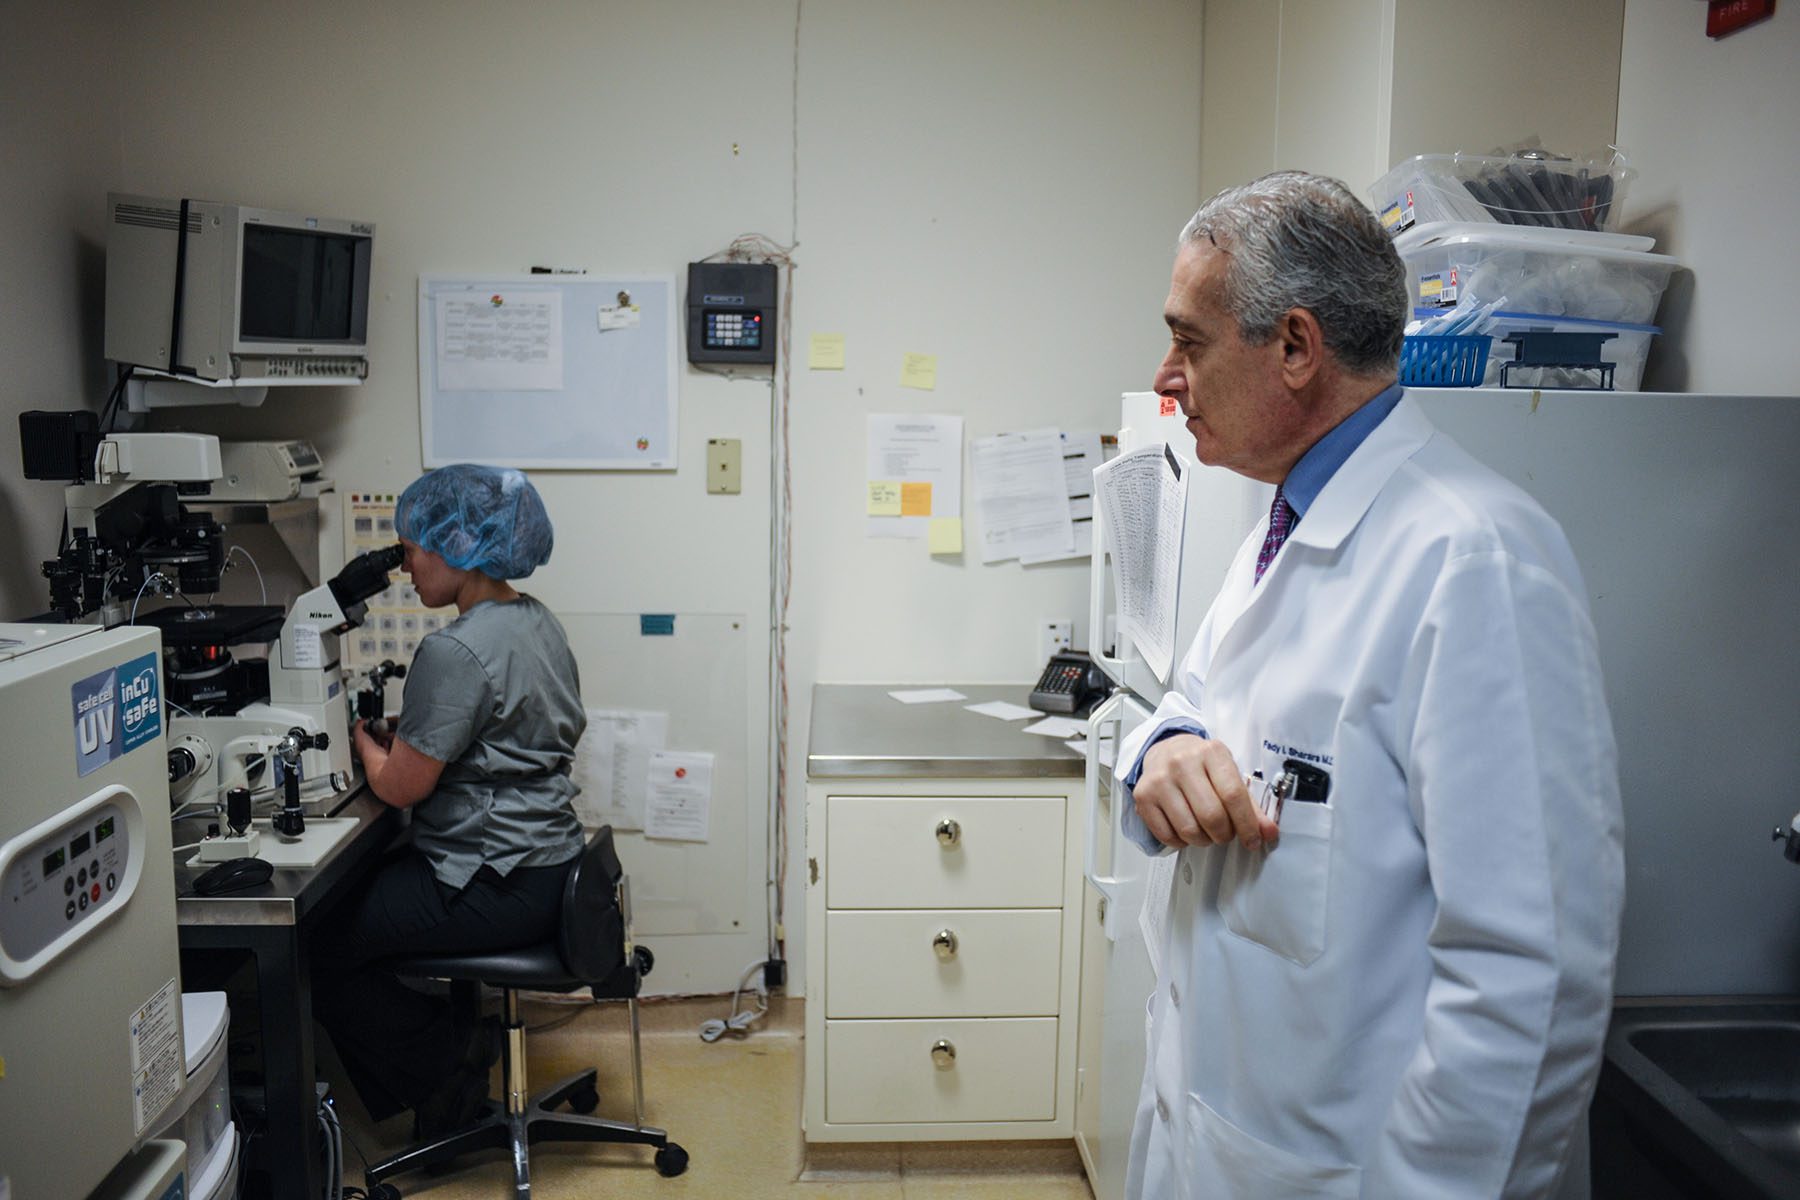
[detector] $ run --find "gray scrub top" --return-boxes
[396,595,587,889]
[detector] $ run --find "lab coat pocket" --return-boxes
[1184,1092,1361,1200]
[1218,799,1333,966]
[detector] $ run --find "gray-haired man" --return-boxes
[1119,171,1623,1197]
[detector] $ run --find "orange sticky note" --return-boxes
[900,481,932,516]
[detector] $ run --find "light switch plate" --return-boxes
[707,438,742,494]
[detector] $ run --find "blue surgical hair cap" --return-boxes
[394,464,554,580]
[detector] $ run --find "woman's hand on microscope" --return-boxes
[353,717,395,760]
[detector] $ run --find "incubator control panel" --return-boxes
[0,789,137,982]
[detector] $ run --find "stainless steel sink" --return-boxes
[1601,1003,1800,1199]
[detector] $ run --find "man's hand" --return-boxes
[1134,733,1279,851]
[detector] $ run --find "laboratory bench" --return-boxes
[804,684,1086,1144]
[173,779,402,1200]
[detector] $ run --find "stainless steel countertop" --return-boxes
[807,684,1085,779]
[174,778,400,927]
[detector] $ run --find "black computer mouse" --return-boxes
[191,856,274,896]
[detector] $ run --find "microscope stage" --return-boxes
[137,605,286,646]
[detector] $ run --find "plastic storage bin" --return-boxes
[1399,335,1491,387]
[1418,310,1661,391]
[1371,153,1636,235]
[1394,224,1678,326]
[155,992,235,1195]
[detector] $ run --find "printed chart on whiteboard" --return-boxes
[418,274,679,470]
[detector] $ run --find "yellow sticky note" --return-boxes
[867,480,902,515]
[901,481,933,516]
[928,517,963,555]
[899,352,938,390]
[809,332,846,370]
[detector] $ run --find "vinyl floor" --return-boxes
[325,995,1095,1200]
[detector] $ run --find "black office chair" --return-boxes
[363,827,689,1198]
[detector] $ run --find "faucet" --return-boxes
[1773,811,1800,863]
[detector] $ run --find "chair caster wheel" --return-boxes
[567,1084,600,1114]
[655,1142,689,1177]
[367,1184,403,1200]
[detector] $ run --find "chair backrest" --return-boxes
[557,825,631,985]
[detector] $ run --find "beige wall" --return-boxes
[1617,2,1800,393]
[1201,0,1624,204]
[1388,0,1623,168]
[0,0,1205,991]
[0,1,121,619]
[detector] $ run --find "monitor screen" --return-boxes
[240,225,366,342]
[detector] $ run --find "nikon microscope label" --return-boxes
[70,652,162,777]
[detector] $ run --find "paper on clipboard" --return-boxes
[1094,443,1188,682]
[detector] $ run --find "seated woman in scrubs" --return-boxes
[313,463,587,1137]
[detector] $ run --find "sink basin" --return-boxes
[1601,1003,1800,1199]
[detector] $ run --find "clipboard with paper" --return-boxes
[1093,442,1190,683]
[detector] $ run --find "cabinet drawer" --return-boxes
[824,1017,1058,1125]
[826,796,1065,909]
[826,909,1062,1018]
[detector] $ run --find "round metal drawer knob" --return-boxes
[933,929,959,960]
[935,818,961,848]
[931,1039,957,1069]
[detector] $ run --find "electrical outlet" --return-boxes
[1038,618,1074,662]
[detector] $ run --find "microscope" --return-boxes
[163,541,403,805]
[21,411,227,624]
[22,411,402,815]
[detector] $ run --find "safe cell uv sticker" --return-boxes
[71,653,162,777]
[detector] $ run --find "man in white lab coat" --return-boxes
[1119,171,1624,1199]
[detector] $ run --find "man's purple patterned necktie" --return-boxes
[1254,487,1295,584]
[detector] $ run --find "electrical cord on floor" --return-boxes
[699,959,770,1043]
[336,1109,374,1200]
[318,1091,343,1200]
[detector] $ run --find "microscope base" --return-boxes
[197,829,262,861]
[185,818,357,869]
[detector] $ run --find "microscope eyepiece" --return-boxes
[327,542,404,613]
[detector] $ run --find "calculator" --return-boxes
[1030,651,1109,716]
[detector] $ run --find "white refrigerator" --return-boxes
[1073,392,1269,1200]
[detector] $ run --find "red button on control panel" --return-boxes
[90,883,101,902]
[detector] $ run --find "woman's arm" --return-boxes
[354,718,446,809]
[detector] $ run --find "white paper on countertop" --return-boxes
[888,687,967,704]
[1024,714,1087,738]
[964,700,1041,721]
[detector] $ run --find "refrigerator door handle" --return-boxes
[1085,692,1127,939]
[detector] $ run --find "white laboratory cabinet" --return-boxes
[803,685,1088,1141]
[0,624,185,1200]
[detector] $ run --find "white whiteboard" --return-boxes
[417,273,679,470]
